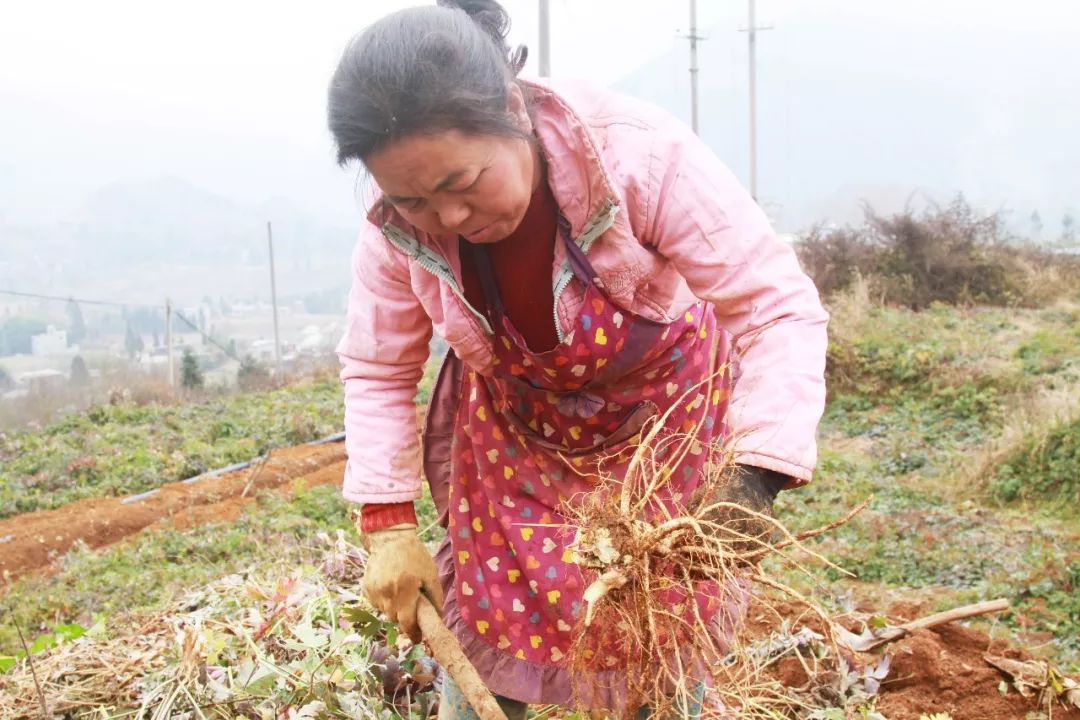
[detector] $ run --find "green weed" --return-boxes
[991,416,1080,502]
[1015,310,1080,376]
[0,378,346,518]
[0,485,349,655]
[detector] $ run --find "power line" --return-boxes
[0,288,150,309]
[1,287,243,362]
[171,310,241,361]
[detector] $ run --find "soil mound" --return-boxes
[0,441,346,582]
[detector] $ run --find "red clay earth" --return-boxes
[757,601,1080,720]
[0,441,346,582]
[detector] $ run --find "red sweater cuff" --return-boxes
[358,502,418,533]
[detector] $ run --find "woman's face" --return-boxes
[365,85,540,244]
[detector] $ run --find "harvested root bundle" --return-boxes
[563,402,867,719]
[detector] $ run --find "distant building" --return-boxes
[141,347,170,371]
[297,325,325,353]
[0,300,38,319]
[30,326,69,356]
[174,332,202,348]
[229,301,266,316]
[249,339,276,363]
[16,368,67,394]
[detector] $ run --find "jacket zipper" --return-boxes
[382,198,619,342]
[381,224,494,335]
[550,199,619,341]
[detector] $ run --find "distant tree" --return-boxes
[66,297,86,346]
[70,355,91,387]
[1064,213,1076,244]
[237,354,269,391]
[0,317,47,356]
[227,339,238,358]
[0,364,11,389]
[181,348,204,389]
[124,321,144,358]
[1030,211,1043,241]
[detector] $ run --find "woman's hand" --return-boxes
[360,524,445,643]
[693,465,787,553]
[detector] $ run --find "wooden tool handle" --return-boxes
[417,596,509,720]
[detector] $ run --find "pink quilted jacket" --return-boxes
[336,78,829,504]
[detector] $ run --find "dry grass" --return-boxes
[0,612,174,717]
[0,532,411,719]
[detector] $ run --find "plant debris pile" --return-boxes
[0,530,439,719]
[2,530,1079,718]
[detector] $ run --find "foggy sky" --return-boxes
[1,0,1077,234]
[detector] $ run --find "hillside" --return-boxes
[1,207,1078,715]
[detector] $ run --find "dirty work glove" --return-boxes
[693,465,788,554]
[359,523,445,643]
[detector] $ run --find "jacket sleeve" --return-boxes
[641,125,829,484]
[336,220,433,503]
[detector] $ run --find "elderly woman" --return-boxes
[327,1,827,716]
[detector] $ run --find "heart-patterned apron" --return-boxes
[428,219,735,705]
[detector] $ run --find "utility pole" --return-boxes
[748,0,758,199]
[165,297,174,390]
[538,0,550,77]
[689,0,700,134]
[679,1,706,134]
[267,221,283,383]
[742,0,772,201]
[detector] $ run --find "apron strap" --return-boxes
[465,213,601,319]
[558,215,601,286]
[465,241,507,318]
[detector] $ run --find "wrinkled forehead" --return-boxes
[365,130,495,197]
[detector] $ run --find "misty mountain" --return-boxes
[66,176,354,267]
[0,175,358,307]
[0,87,362,304]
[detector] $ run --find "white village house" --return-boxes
[30,326,70,356]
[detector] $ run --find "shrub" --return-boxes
[237,355,272,392]
[798,197,1080,308]
[794,226,877,299]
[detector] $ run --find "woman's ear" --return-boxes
[507,83,532,133]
